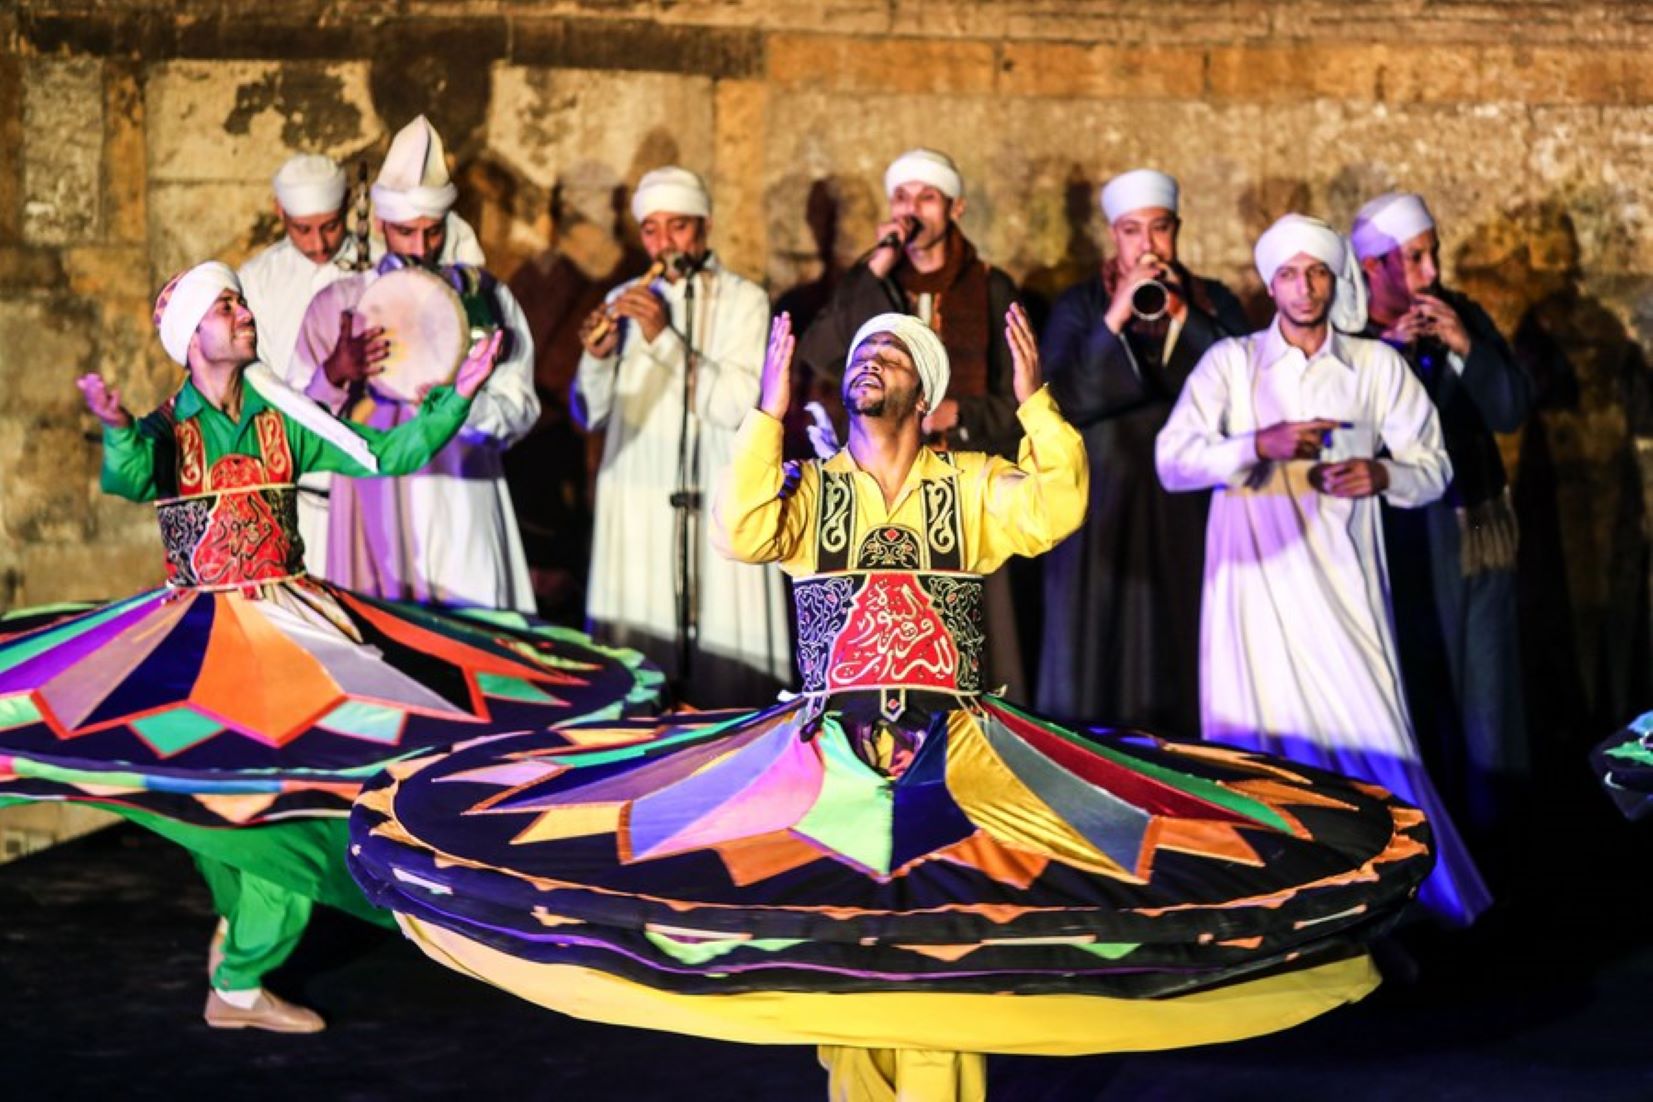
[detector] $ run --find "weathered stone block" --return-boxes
[712,79,769,282]
[511,17,763,80]
[0,54,23,245]
[16,537,164,606]
[63,246,151,301]
[0,422,100,545]
[146,60,381,183]
[998,43,1206,100]
[765,34,996,96]
[487,66,716,194]
[104,62,147,244]
[0,298,98,418]
[23,58,104,246]
[0,246,68,295]
[147,180,271,278]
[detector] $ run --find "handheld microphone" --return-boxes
[878,218,918,251]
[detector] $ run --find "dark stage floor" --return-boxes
[3,796,1651,1101]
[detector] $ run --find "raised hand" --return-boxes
[454,329,504,400]
[1254,418,1343,461]
[77,373,132,429]
[1005,302,1042,404]
[1410,292,1471,357]
[322,308,389,389]
[759,312,795,421]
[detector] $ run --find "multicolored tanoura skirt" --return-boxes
[0,581,662,827]
[1593,712,1653,820]
[349,693,1434,1054]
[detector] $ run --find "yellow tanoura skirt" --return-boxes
[399,913,1377,1055]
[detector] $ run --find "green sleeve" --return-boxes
[99,413,169,502]
[288,386,476,478]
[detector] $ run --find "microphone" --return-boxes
[672,251,710,278]
[878,218,918,251]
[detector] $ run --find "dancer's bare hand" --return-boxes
[1006,303,1042,403]
[454,330,504,400]
[78,374,132,429]
[759,313,795,421]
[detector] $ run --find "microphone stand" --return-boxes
[669,251,709,694]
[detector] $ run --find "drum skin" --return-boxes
[356,267,468,403]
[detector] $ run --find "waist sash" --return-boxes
[794,570,985,704]
[155,483,304,590]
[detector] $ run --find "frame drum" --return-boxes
[356,267,468,402]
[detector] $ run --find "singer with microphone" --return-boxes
[1352,190,1532,866]
[1036,169,1249,735]
[573,166,790,707]
[794,148,1022,459]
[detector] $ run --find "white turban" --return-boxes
[1100,169,1179,223]
[272,153,346,217]
[1254,214,1368,334]
[1350,191,1437,261]
[372,115,458,223]
[883,149,962,200]
[847,313,950,408]
[630,166,711,222]
[154,261,241,366]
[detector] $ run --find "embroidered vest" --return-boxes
[154,408,304,589]
[793,455,984,716]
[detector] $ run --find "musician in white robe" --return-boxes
[291,116,538,611]
[1156,214,1490,926]
[573,167,791,705]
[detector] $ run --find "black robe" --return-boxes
[1375,288,1532,841]
[1035,273,1248,735]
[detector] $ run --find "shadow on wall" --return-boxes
[1456,198,1653,750]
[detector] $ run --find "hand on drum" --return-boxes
[452,329,505,400]
[77,373,132,429]
[323,309,390,389]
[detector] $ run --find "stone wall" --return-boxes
[1,2,1650,847]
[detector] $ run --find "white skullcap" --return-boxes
[630,166,711,222]
[1350,191,1437,261]
[883,149,963,200]
[1254,213,1368,334]
[372,115,458,223]
[847,313,951,408]
[272,153,346,217]
[1100,169,1179,223]
[154,261,241,366]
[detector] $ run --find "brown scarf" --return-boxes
[894,224,991,399]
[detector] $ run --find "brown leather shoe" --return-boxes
[207,919,227,980]
[203,989,325,1034]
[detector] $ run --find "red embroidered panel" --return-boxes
[190,489,295,586]
[175,420,207,496]
[826,573,960,692]
[255,409,294,484]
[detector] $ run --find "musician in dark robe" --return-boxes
[794,148,1029,700]
[1036,170,1248,734]
[1353,191,1533,852]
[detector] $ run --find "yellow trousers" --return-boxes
[819,1046,987,1102]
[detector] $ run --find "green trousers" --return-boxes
[6,799,392,991]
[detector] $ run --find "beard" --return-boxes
[1281,299,1330,328]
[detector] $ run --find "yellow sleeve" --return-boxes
[970,386,1089,572]
[710,410,818,575]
